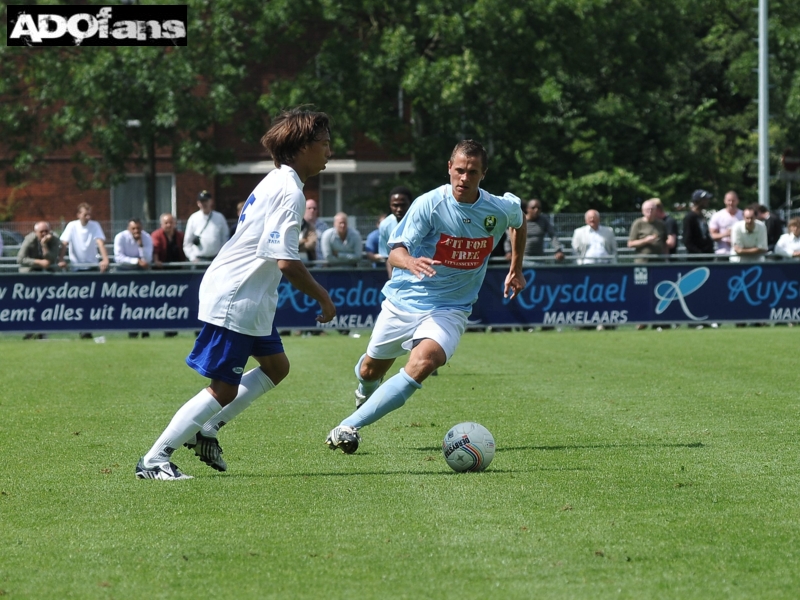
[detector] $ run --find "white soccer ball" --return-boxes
[442,422,495,472]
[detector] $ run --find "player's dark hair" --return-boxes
[261,108,331,169]
[389,186,413,202]
[450,139,488,172]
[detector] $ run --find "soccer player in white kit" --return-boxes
[136,109,337,480]
[326,140,527,453]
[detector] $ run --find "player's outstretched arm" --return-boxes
[388,245,440,279]
[278,259,336,323]
[504,222,527,299]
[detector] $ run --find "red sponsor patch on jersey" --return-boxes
[432,234,494,270]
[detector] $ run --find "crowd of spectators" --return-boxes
[7,187,800,340]
[10,189,800,276]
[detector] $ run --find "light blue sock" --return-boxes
[355,353,381,397]
[342,368,421,429]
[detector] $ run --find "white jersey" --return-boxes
[60,219,105,265]
[197,165,304,336]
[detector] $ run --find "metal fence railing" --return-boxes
[5,208,800,260]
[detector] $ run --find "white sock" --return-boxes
[201,368,275,437]
[143,389,222,467]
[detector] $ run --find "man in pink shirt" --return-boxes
[709,191,743,256]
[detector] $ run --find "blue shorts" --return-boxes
[186,323,285,385]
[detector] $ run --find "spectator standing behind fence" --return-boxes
[504,199,564,262]
[709,191,743,256]
[59,203,109,339]
[379,186,413,275]
[571,209,617,264]
[775,218,800,258]
[18,221,65,273]
[652,199,678,257]
[321,212,362,265]
[682,189,714,257]
[115,219,153,338]
[730,205,768,263]
[627,199,667,261]
[151,213,186,268]
[756,205,784,252]
[303,198,327,260]
[184,190,229,262]
[114,219,153,271]
[59,202,110,272]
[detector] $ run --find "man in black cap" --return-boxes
[183,190,230,262]
[682,189,714,258]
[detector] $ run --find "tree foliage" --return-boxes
[262,0,800,212]
[2,0,799,215]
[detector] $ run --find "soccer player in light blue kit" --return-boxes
[326,139,527,453]
[136,108,336,480]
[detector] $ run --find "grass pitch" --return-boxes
[1,326,799,599]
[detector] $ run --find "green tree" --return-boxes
[261,0,799,212]
[0,0,271,221]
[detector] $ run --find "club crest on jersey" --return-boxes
[484,216,497,232]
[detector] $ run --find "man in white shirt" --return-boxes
[114,219,153,270]
[137,108,336,480]
[775,218,800,258]
[730,206,768,262]
[183,191,230,262]
[571,209,617,264]
[709,191,743,256]
[321,212,363,265]
[59,203,110,272]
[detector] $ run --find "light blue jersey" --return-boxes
[378,214,399,257]
[383,185,523,312]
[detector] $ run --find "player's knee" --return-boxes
[263,361,289,385]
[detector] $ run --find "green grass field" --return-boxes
[2,326,800,599]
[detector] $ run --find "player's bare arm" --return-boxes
[504,221,527,299]
[96,238,110,272]
[388,245,440,279]
[278,259,336,322]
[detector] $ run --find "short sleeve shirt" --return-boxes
[378,214,400,257]
[60,219,105,265]
[384,185,524,312]
[197,165,304,336]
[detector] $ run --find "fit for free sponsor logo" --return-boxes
[7,5,187,47]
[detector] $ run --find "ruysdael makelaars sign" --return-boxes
[4,264,800,332]
[0,272,203,332]
[7,4,187,47]
[472,263,800,327]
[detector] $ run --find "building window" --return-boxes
[319,172,399,217]
[111,174,175,229]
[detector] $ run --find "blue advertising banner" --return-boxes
[0,271,204,333]
[2,262,800,333]
[474,262,800,327]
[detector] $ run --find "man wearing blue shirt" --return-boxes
[326,140,527,453]
[378,186,413,275]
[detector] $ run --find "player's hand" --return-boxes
[316,297,337,323]
[504,269,527,299]
[407,256,440,279]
